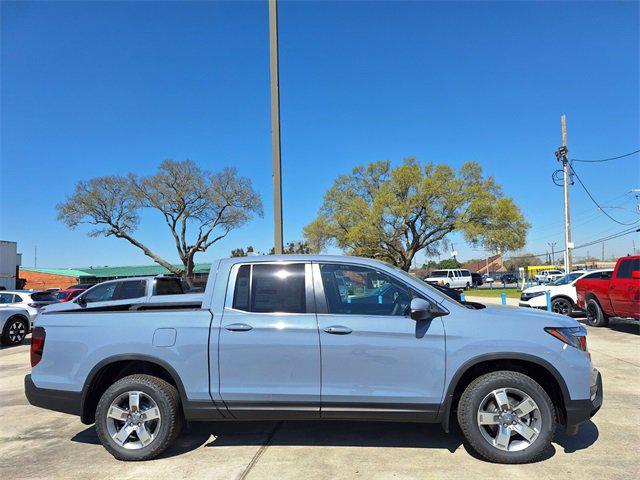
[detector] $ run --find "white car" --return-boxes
[519,269,614,314]
[0,306,31,346]
[0,290,58,328]
[534,269,564,284]
[423,269,473,289]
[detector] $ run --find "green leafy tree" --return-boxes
[504,253,544,271]
[58,160,263,280]
[268,241,312,255]
[304,158,529,271]
[231,246,255,257]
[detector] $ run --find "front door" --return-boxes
[218,262,321,419]
[610,258,640,317]
[314,262,446,421]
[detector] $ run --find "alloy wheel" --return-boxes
[476,387,541,452]
[8,320,26,344]
[551,299,571,315]
[105,391,162,450]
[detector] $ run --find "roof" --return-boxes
[462,254,502,273]
[19,268,92,278]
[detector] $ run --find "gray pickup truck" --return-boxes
[26,255,602,464]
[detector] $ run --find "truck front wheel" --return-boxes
[585,298,609,327]
[457,370,556,464]
[95,374,183,461]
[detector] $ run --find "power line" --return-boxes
[571,149,640,163]
[568,163,640,226]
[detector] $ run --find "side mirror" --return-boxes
[76,296,87,307]
[409,298,447,321]
[632,270,640,280]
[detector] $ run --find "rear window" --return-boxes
[154,278,185,295]
[232,263,306,313]
[53,291,69,300]
[30,292,58,302]
[583,271,612,280]
[115,280,147,300]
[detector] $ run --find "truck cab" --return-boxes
[576,256,640,327]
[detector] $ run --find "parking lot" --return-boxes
[1,318,638,480]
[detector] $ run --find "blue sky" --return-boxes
[1,0,638,269]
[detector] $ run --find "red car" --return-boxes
[576,255,640,327]
[52,289,86,303]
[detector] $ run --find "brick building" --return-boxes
[462,254,506,275]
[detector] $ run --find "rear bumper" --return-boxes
[24,374,82,417]
[564,370,603,429]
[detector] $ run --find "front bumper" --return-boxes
[24,374,82,417]
[564,370,603,431]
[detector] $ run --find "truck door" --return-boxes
[313,262,445,421]
[610,258,640,317]
[218,262,321,419]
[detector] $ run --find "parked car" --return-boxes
[52,289,86,303]
[534,270,564,285]
[471,272,483,287]
[423,269,472,289]
[26,255,602,464]
[0,306,31,346]
[576,256,640,327]
[519,270,613,315]
[482,273,495,283]
[499,273,518,284]
[0,290,58,328]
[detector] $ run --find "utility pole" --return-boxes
[269,0,284,254]
[547,242,557,265]
[34,246,37,269]
[555,115,572,273]
[602,242,605,261]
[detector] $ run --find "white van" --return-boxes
[424,269,473,289]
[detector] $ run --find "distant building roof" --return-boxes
[462,254,504,274]
[21,263,212,279]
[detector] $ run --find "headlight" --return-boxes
[520,291,546,301]
[545,326,588,351]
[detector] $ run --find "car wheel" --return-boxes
[1,316,28,346]
[457,370,556,464]
[585,298,609,327]
[95,374,183,461]
[445,283,450,288]
[551,298,572,316]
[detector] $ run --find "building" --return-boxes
[462,254,506,274]
[0,240,22,290]
[19,263,212,290]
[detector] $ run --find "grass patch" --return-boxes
[465,288,521,299]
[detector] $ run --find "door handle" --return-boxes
[323,325,353,335]
[225,323,253,332]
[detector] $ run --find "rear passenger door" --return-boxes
[218,262,320,419]
[610,258,640,317]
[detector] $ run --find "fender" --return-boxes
[80,353,191,423]
[437,352,571,432]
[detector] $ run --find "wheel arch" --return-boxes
[550,295,575,307]
[439,353,570,432]
[80,354,188,425]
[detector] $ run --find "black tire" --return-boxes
[585,298,609,327]
[445,283,450,288]
[551,297,573,316]
[457,370,556,464]
[95,374,183,461]
[1,316,29,346]
[465,282,470,290]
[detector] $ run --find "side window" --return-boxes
[584,271,612,280]
[231,263,306,313]
[616,259,640,279]
[0,293,13,303]
[319,264,411,316]
[154,278,185,295]
[83,283,118,303]
[14,294,23,302]
[115,280,147,300]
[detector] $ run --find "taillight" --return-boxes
[30,327,46,367]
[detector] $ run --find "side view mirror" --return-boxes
[76,296,87,307]
[409,298,448,321]
[632,270,640,280]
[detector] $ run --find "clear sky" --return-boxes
[1,0,638,269]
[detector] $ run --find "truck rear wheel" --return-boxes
[1,316,28,346]
[457,370,556,464]
[585,298,609,327]
[95,374,183,461]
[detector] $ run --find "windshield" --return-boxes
[549,272,583,286]
[429,270,447,277]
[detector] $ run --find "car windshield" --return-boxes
[429,270,447,277]
[549,272,582,286]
